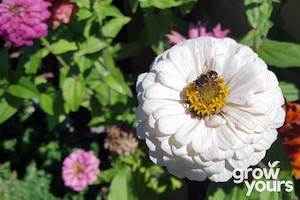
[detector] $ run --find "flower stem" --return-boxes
[40,37,70,70]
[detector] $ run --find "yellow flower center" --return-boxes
[184,70,228,117]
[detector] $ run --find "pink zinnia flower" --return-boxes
[50,0,77,29]
[62,149,100,192]
[212,24,230,38]
[0,0,51,47]
[166,22,230,44]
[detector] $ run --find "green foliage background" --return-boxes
[0,0,299,199]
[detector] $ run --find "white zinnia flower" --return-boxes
[136,37,285,182]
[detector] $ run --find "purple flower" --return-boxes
[0,0,51,47]
[62,149,100,192]
[166,22,230,44]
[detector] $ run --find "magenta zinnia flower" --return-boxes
[166,22,230,44]
[0,0,51,47]
[62,149,100,192]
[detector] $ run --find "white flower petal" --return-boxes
[271,107,286,129]
[150,50,169,70]
[220,54,243,81]
[204,115,226,127]
[153,60,186,82]
[174,119,199,145]
[234,145,254,160]
[145,83,180,101]
[203,160,225,175]
[227,92,256,106]
[157,114,190,135]
[201,143,234,161]
[163,156,186,178]
[153,104,186,120]
[254,129,277,151]
[136,73,147,93]
[228,151,266,169]
[156,70,186,91]
[160,138,173,155]
[266,70,279,89]
[142,99,174,115]
[185,168,207,181]
[171,144,188,156]
[145,137,156,151]
[178,38,212,75]
[215,125,240,151]
[168,45,197,82]
[193,155,214,167]
[137,72,156,102]
[191,122,211,153]
[209,167,233,182]
[148,114,156,129]
[228,60,265,92]
[223,107,257,133]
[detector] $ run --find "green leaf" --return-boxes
[46,95,66,130]
[108,167,137,200]
[89,116,106,126]
[75,37,107,56]
[205,181,290,200]
[128,0,139,13]
[245,0,273,28]
[102,17,131,38]
[0,162,60,200]
[95,62,132,96]
[139,0,196,9]
[93,1,124,21]
[0,99,17,124]
[0,80,8,98]
[76,8,93,21]
[62,77,85,112]
[49,39,78,55]
[83,17,95,38]
[257,39,300,67]
[24,48,49,74]
[73,0,90,8]
[74,55,94,73]
[243,0,275,47]
[279,81,299,101]
[34,77,47,85]
[98,168,118,184]
[245,0,263,5]
[206,182,248,200]
[245,0,280,5]
[40,93,54,115]
[7,77,39,100]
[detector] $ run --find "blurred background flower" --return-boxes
[104,125,138,156]
[279,102,300,179]
[62,149,100,192]
[50,0,77,29]
[166,22,230,44]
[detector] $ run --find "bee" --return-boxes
[195,70,218,88]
